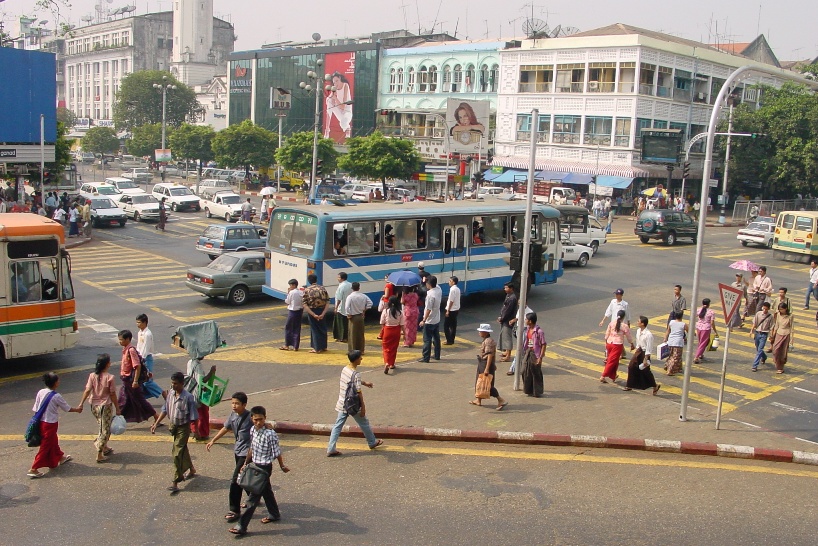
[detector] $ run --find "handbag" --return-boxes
[657,342,670,360]
[25,391,56,447]
[237,462,270,496]
[475,372,493,400]
[709,336,720,351]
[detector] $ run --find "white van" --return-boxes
[194,178,232,196]
[553,204,607,254]
[105,177,146,196]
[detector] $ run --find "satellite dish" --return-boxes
[126,5,136,12]
[39,20,49,26]
[523,18,550,39]
[107,0,114,4]
[81,15,93,22]
[551,25,580,38]
[311,32,321,42]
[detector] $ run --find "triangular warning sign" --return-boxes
[718,282,744,324]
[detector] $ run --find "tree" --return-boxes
[721,82,818,198]
[338,132,421,193]
[168,124,216,172]
[211,120,278,172]
[112,71,202,130]
[50,121,74,176]
[82,126,119,156]
[275,131,339,175]
[127,123,167,159]
[56,107,77,128]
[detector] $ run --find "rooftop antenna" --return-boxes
[430,0,443,36]
[415,0,421,35]
[398,0,409,30]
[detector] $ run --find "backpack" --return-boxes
[342,371,361,416]
[129,346,149,384]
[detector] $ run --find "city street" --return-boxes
[3,203,818,544]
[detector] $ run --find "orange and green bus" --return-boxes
[0,213,78,360]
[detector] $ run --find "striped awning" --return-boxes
[490,155,653,178]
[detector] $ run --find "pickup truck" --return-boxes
[121,167,153,184]
[202,191,254,222]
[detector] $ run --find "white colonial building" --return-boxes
[493,24,788,185]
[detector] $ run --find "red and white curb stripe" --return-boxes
[209,419,818,466]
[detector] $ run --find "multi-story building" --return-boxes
[493,24,788,192]
[191,75,228,130]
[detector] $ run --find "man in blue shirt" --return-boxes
[207,392,254,522]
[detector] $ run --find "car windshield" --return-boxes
[91,199,115,209]
[202,226,225,239]
[170,188,193,196]
[117,181,138,189]
[207,254,239,272]
[747,222,770,231]
[97,186,121,195]
[220,195,241,204]
[132,195,158,204]
[268,211,318,255]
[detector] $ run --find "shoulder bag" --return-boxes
[237,461,270,496]
[25,391,57,447]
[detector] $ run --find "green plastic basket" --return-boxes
[200,375,229,407]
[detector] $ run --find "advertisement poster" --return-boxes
[446,98,490,153]
[323,52,356,144]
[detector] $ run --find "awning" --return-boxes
[596,175,635,189]
[491,155,652,178]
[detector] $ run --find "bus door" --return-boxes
[442,224,468,286]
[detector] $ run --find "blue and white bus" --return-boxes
[263,200,563,302]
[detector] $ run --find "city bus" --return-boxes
[263,200,563,302]
[772,211,818,263]
[0,214,78,360]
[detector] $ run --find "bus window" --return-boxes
[426,218,441,249]
[10,261,42,303]
[781,214,795,230]
[384,223,396,252]
[345,222,379,255]
[511,215,540,241]
[795,216,814,231]
[60,254,74,300]
[392,219,428,251]
[473,215,507,244]
[269,212,318,255]
[455,227,466,252]
[444,227,452,254]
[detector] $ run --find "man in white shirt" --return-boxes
[443,276,461,345]
[600,288,631,328]
[418,276,442,362]
[333,272,352,342]
[805,259,818,310]
[345,282,373,353]
[623,315,660,394]
[281,279,303,351]
[136,313,165,399]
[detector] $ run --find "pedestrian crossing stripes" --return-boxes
[548,311,818,414]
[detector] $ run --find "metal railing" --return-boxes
[731,199,818,223]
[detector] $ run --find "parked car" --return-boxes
[79,182,122,201]
[79,152,95,164]
[194,178,232,197]
[737,221,775,248]
[185,251,266,305]
[339,183,370,197]
[560,238,593,267]
[634,209,698,246]
[159,164,187,178]
[117,193,161,222]
[465,186,506,199]
[195,223,267,259]
[202,191,253,222]
[152,182,201,212]
[86,197,128,228]
[121,167,153,184]
[105,177,146,196]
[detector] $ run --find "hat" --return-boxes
[615,288,624,295]
[418,261,425,269]
[477,323,493,333]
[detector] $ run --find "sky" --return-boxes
[5,0,817,61]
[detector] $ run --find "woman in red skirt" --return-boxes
[28,372,81,478]
[601,310,634,384]
[380,295,405,374]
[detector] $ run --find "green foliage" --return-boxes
[128,123,167,159]
[275,131,338,174]
[82,127,119,155]
[112,71,202,130]
[51,122,74,174]
[722,82,818,197]
[800,62,818,81]
[211,120,278,170]
[56,107,76,128]
[168,124,216,165]
[338,132,421,187]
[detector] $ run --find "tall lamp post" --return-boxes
[299,33,325,204]
[153,76,176,181]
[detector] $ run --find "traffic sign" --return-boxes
[718,282,743,324]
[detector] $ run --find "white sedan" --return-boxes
[117,193,161,222]
[737,221,775,248]
[560,238,593,267]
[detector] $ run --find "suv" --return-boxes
[79,182,123,201]
[202,191,253,222]
[634,209,698,246]
[152,183,201,212]
[195,223,267,259]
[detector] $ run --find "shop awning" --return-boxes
[596,175,635,189]
[491,155,652,178]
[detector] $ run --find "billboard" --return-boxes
[641,131,683,165]
[323,52,356,144]
[446,98,490,153]
[0,48,57,143]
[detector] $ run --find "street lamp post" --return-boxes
[153,76,176,181]
[298,34,325,205]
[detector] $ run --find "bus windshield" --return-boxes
[268,211,318,255]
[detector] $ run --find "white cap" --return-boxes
[477,323,493,333]
[418,261,425,268]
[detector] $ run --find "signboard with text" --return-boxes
[718,282,743,324]
[155,149,172,162]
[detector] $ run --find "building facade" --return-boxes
[493,24,787,187]
[191,75,228,130]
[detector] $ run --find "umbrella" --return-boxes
[259,186,276,196]
[641,186,668,198]
[387,270,422,287]
[729,260,760,272]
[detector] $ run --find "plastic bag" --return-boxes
[111,415,126,435]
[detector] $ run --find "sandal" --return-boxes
[653,385,661,395]
[225,512,239,522]
[469,400,482,406]
[261,517,279,524]
[278,346,290,351]
[96,456,109,463]
[103,448,114,456]
[369,439,384,450]
[27,470,44,479]
[228,527,246,536]
[59,455,72,465]
[496,402,508,411]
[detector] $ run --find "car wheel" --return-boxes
[766,238,773,249]
[577,253,589,267]
[134,211,141,222]
[590,241,599,255]
[171,203,178,212]
[228,285,249,306]
[195,205,201,212]
[205,207,211,218]
[665,231,676,246]
[225,212,232,222]
[208,254,218,260]
[93,218,100,228]
[741,240,748,247]
[119,220,126,227]
[639,236,649,244]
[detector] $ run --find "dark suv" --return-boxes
[634,209,698,246]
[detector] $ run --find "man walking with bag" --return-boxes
[326,350,383,457]
[151,371,198,493]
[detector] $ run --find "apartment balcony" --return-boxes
[515,131,549,143]
[587,81,615,93]
[555,82,585,93]
[518,82,553,93]
[638,83,654,96]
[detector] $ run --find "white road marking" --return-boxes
[770,402,818,416]
[794,387,818,396]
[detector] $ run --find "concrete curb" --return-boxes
[209,418,818,467]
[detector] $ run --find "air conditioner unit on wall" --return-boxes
[588,81,599,90]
